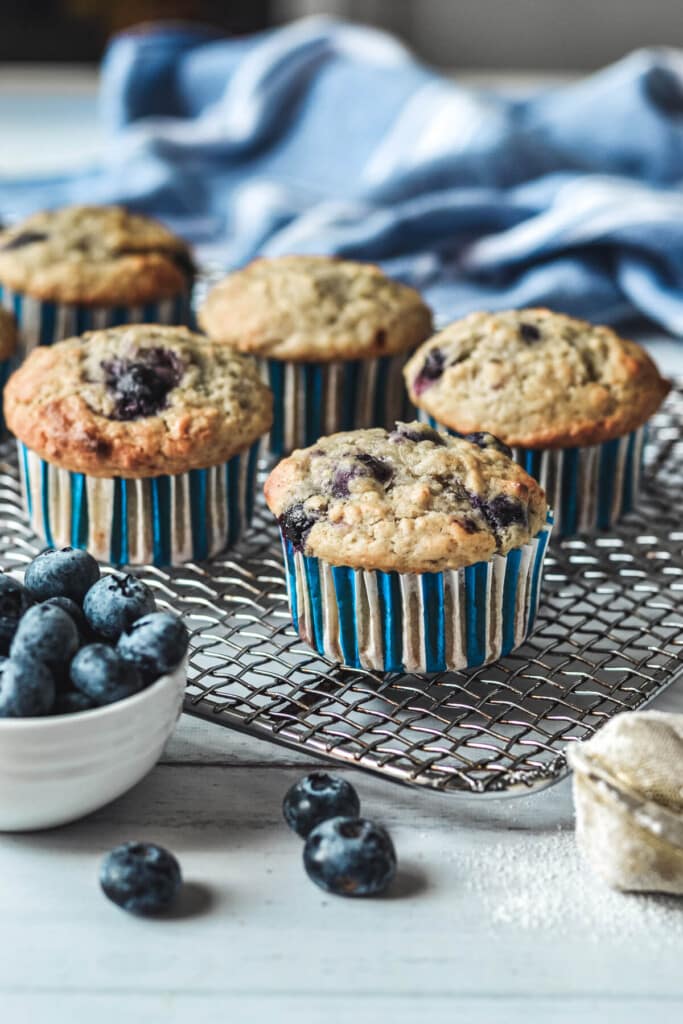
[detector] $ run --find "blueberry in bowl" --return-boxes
[52,689,96,716]
[40,596,91,643]
[84,574,156,641]
[0,574,33,655]
[117,612,190,683]
[0,657,55,718]
[24,546,100,604]
[70,645,144,706]
[10,603,80,685]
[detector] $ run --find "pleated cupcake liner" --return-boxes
[18,441,260,567]
[419,413,646,538]
[0,285,194,363]
[281,516,553,674]
[260,350,411,457]
[0,359,11,435]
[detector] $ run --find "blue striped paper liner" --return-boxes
[280,516,552,674]
[0,285,194,364]
[18,441,259,567]
[420,413,646,539]
[260,350,412,457]
[0,359,11,434]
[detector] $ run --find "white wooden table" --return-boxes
[1,67,683,1024]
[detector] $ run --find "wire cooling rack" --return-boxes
[0,386,681,796]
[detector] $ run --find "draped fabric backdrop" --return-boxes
[2,17,683,332]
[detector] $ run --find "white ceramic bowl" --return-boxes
[0,662,186,831]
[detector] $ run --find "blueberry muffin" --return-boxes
[0,205,195,357]
[405,309,670,536]
[265,422,551,673]
[199,255,433,455]
[200,255,432,362]
[5,324,272,565]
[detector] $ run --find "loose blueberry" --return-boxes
[41,596,90,641]
[412,347,446,395]
[83,574,156,641]
[303,817,397,897]
[117,612,188,682]
[52,688,97,715]
[100,841,182,915]
[70,644,144,706]
[283,773,361,838]
[519,322,541,344]
[101,347,184,420]
[464,432,513,460]
[0,657,55,717]
[10,604,79,683]
[0,574,33,655]
[24,546,100,604]
[278,503,317,552]
[389,422,446,446]
[1,230,48,251]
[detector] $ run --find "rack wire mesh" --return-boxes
[0,385,681,796]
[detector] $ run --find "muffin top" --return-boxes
[4,325,272,478]
[0,205,195,305]
[0,307,17,362]
[264,422,548,573]
[404,309,670,449]
[198,255,433,362]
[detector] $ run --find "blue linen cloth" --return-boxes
[2,16,683,333]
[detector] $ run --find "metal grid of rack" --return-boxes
[0,387,681,796]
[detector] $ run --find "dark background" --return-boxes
[2,0,682,68]
[0,2,270,61]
